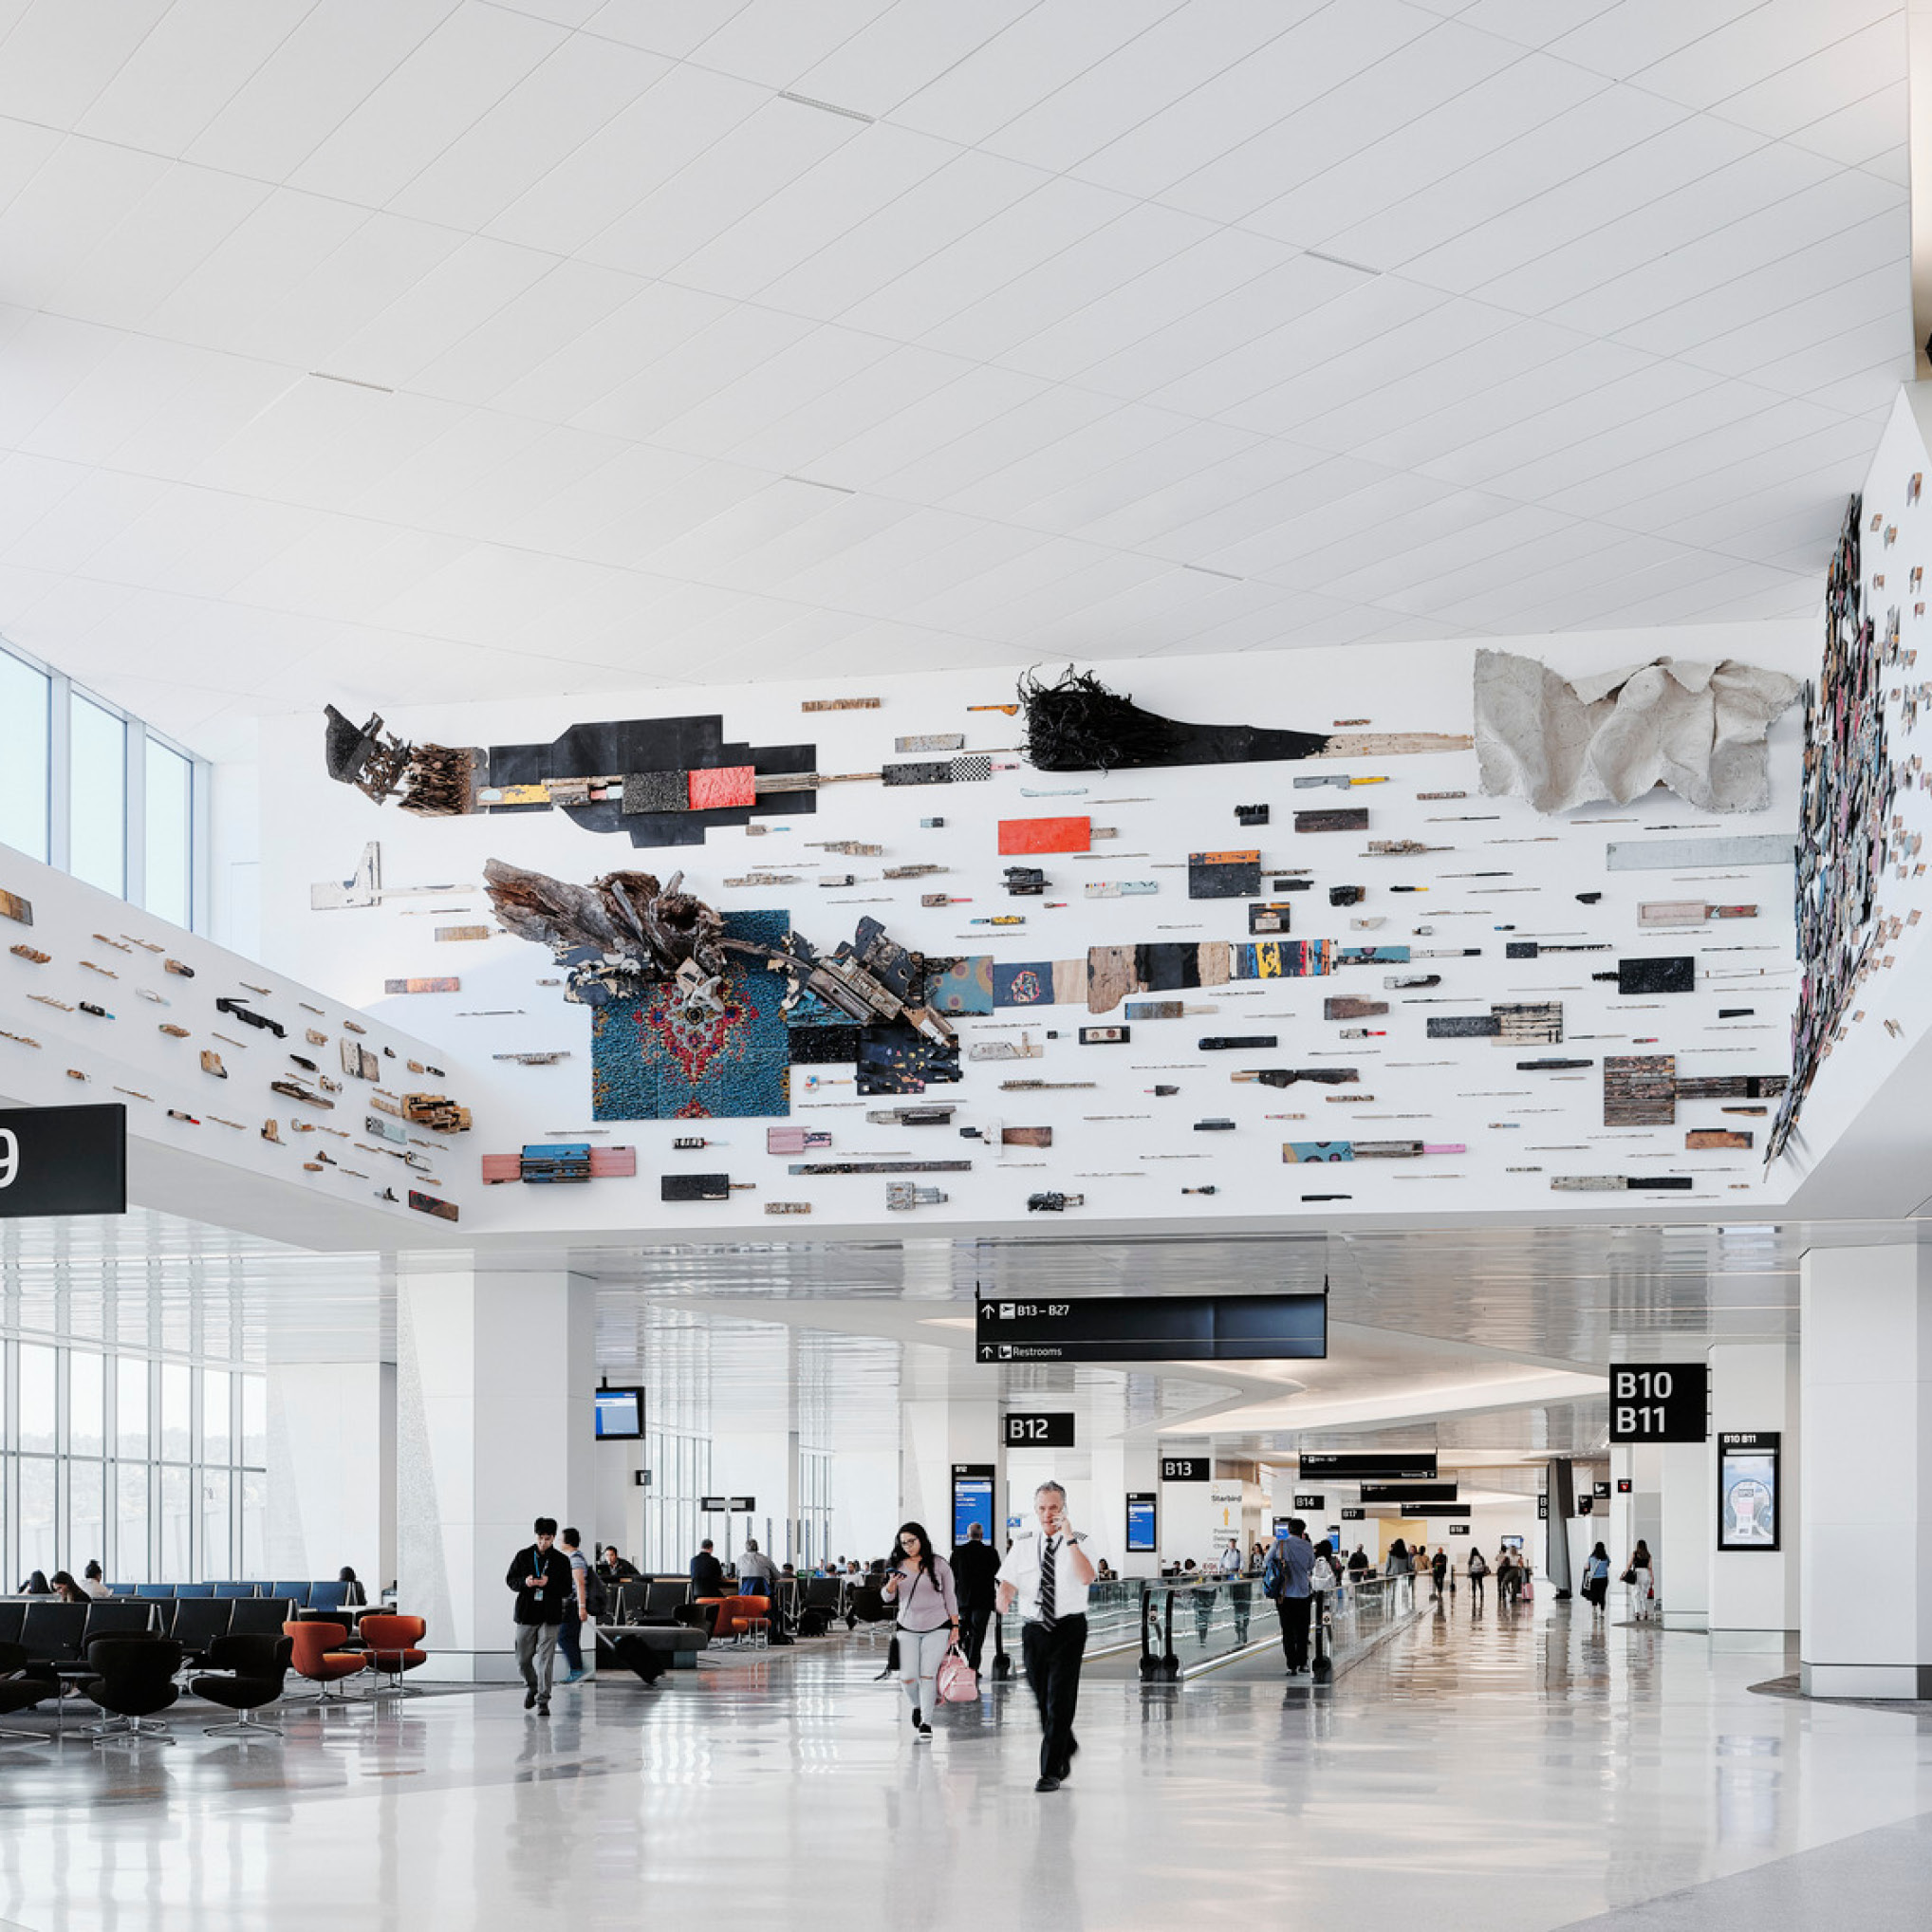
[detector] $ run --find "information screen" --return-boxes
[593,1386,645,1440]
[1125,1494,1157,1553]
[1718,1432,1780,1551]
[976,1291,1325,1364]
[952,1465,994,1546]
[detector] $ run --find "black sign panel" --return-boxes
[699,1495,755,1512]
[1608,1362,1709,1443]
[1359,1482,1458,1505]
[1537,1495,1549,1519]
[1578,1496,1594,1514]
[1297,1452,1437,1480]
[975,1291,1325,1364]
[0,1104,126,1218]
[1448,1524,1471,1535]
[1291,1494,1325,1512]
[1340,1507,1365,1521]
[1592,1481,1611,1499]
[1004,1412,1075,1448]
[1160,1456,1210,1483]
[1617,1478,1632,1495]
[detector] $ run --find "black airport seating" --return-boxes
[0,1641,60,1745]
[229,1599,301,1641]
[168,1598,233,1663]
[81,1602,158,1645]
[192,1635,292,1737]
[20,1602,89,1666]
[0,1602,26,1648]
[79,1639,182,1742]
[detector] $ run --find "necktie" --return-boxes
[1040,1536,1057,1628]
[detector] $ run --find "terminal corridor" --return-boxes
[2,1603,1925,1930]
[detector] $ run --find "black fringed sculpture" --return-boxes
[1016,667,1331,772]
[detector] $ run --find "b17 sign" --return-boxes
[1607,1363,1709,1443]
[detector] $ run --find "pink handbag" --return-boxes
[935,1645,978,1703]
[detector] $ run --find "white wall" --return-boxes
[248,624,1814,1244]
[0,844,475,1246]
[265,1360,393,1588]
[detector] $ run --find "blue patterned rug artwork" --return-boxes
[590,910,792,1121]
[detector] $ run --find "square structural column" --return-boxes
[1800,1243,1932,1698]
[398,1265,596,1682]
[1708,1342,1798,1651]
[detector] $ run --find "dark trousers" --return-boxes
[557,1611,583,1671]
[1276,1593,1313,1671]
[1021,1614,1086,1780]
[961,1599,994,1672]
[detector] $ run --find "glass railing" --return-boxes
[1132,1570,1421,1679]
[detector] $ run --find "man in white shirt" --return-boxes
[995,1480,1096,1793]
[1218,1539,1242,1575]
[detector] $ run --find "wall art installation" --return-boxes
[1769,496,1893,1158]
[1473,649,1803,814]
[1015,666,1469,771]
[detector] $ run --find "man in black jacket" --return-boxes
[951,1522,1000,1671]
[690,1539,725,1600]
[506,1515,573,1714]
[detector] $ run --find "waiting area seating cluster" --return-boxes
[0,1585,428,1747]
[598,1572,892,1676]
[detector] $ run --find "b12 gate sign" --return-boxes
[1607,1363,1708,1443]
[0,1105,126,1218]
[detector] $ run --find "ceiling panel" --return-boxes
[0,0,1909,751]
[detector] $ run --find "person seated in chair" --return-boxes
[599,1547,641,1588]
[689,1540,725,1602]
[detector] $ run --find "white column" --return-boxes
[397,1265,595,1681]
[1708,1342,1800,1649]
[265,1360,394,1589]
[899,1341,1001,1551]
[1657,1438,1711,1631]
[1090,1436,1160,1578]
[1801,1243,1932,1697]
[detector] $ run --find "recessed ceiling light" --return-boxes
[307,371,395,394]
[777,90,875,123]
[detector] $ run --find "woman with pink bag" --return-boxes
[881,1521,960,1740]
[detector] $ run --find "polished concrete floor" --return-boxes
[1,1595,1928,1930]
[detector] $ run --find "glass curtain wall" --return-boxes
[0,637,205,932]
[1,1336,266,1588]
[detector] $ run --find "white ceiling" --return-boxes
[0,0,1908,759]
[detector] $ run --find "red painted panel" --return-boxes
[687,765,757,810]
[998,816,1091,854]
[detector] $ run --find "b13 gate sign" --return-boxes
[1607,1363,1709,1443]
[0,1105,126,1218]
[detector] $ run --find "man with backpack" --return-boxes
[557,1528,604,1683]
[1263,1517,1317,1676]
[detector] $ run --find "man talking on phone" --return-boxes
[996,1480,1096,1793]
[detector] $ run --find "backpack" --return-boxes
[1261,1543,1286,1599]
[579,1560,607,1621]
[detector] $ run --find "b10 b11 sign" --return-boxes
[1607,1363,1708,1442]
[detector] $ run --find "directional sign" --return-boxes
[1004,1412,1075,1448]
[1299,1452,1437,1480]
[976,1291,1325,1364]
[1608,1363,1709,1443]
[1160,1457,1210,1482]
[1292,1494,1325,1512]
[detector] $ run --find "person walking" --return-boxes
[556,1528,594,1682]
[1430,1547,1449,1602]
[996,1480,1095,1793]
[1217,1538,1242,1576]
[1264,1516,1317,1676]
[1467,1545,1488,1607]
[506,1515,573,1716]
[881,1522,958,1739]
[1585,1542,1611,1617]
[950,1522,1000,1673]
[1626,1540,1656,1621]
[1384,1538,1413,1578]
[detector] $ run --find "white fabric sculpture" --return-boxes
[1473,650,1802,815]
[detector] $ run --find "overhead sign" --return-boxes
[1448,1524,1472,1535]
[1292,1494,1325,1512]
[1298,1452,1437,1480]
[0,1104,127,1218]
[1608,1363,1709,1443]
[975,1291,1326,1364]
[1592,1481,1611,1499]
[1617,1478,1632,1495]
[1340,1507,1365,1521]
[1360,1482,1458,1506]
[1004,1411,1075,1448]
[1160,1456,1210,1482]
[699,1495,755,1512]
[1537,1495,1549,1519]
[1718,1431,1780,1551]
